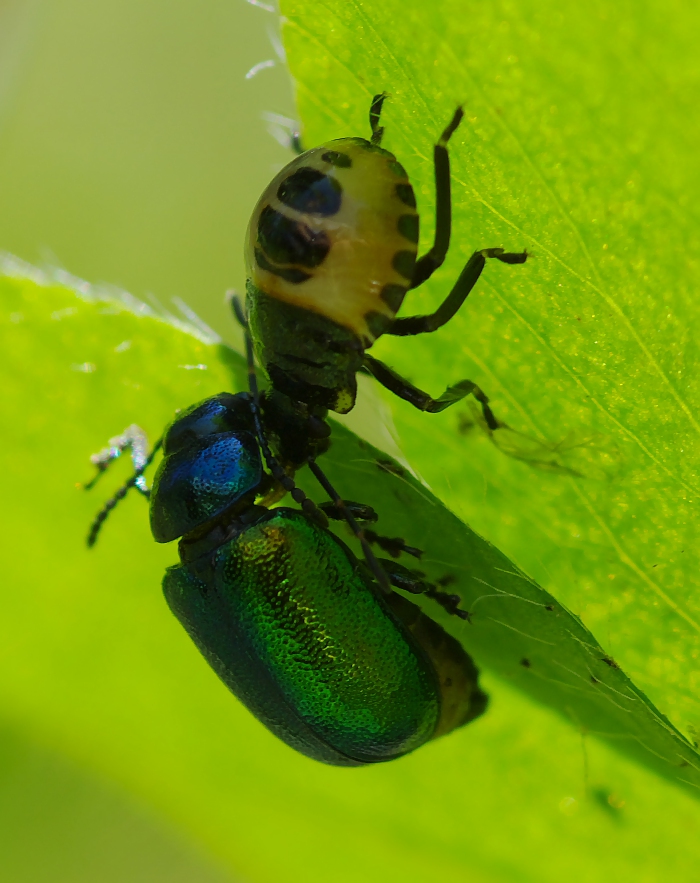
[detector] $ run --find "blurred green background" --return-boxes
[4,1,700,881]
[1,0,289,878]
[0,0,293,344]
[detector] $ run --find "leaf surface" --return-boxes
[283,0,700,781]
[3,267,700,881]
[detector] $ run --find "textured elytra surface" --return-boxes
[167,509,440,764]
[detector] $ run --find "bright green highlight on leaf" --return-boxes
[283,0,700,769]
[3,265,700,882]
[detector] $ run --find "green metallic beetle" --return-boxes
[166,505,486,766]
[246,93,527,424]
[88,389,487,765]
[85,330,489,764]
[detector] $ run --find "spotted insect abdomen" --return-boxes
[255,206,330,284]
[246,137,419,346]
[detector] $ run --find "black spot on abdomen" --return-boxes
[392,250,416,281]
[397,214,419,243]
[278,168,342,216]
[380,284,407,312]
[254,249,311,284]
[395,183,416,208]
[322,150,352,168]
[258,205,330,269]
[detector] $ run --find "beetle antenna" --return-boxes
[230,292,330,529]
[369,92,388,146]
[83,425,151,492]
[86,437,163,547]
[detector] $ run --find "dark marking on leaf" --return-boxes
[375,458,407,478]
[435,574,457,588]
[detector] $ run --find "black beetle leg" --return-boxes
[320,503,423,559]
[378,558,471,621]
[369,92,388,146]
[363,352,505,429]
[425,587,473,622]
[391,248,527,337]
[409,106,463,289]
[308,460,393,596]
[319,501,378,523]
[364,529,423,560]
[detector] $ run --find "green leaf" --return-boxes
[4,266,700,882]
[283,0,700,786]
[310,435,700,790]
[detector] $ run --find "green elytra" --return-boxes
[165,506,485,765]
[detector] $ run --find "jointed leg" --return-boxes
[320,502,422,559]
[389,248,527,337]
[319,500,377,523]
[378,558,471,621]
[308,460,393,595]
[363,352,503,429]
[318,477,469,617]
[364,529,422,560]
[369,92,388,146]
[322,496,469,618]
[410,106,464,289]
